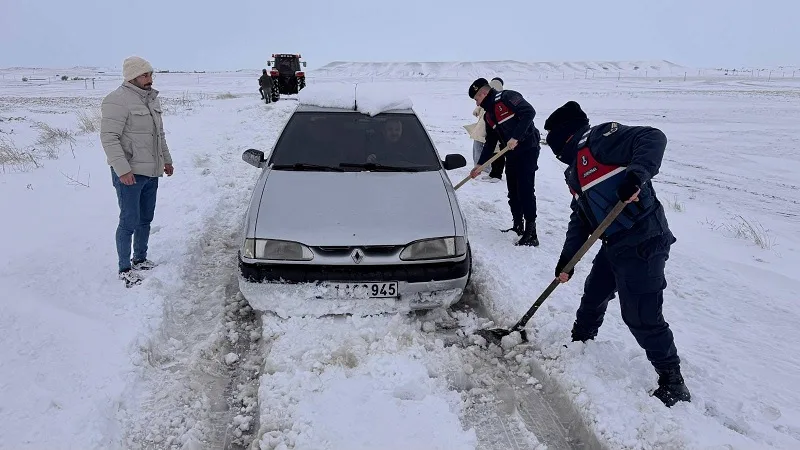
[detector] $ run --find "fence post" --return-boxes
[84,78,87,89]
[768,70,772,81]
[684,72,687,81]
[618,71,620,80]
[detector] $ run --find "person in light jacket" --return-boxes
[100,56,174,287]
[464,77,505,183]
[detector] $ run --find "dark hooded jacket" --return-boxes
[558,121,674,262]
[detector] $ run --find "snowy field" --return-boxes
[1,62,799,449]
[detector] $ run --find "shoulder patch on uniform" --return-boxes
[602,122,619,137]
[577,129,590,146]
[504,91,523,106]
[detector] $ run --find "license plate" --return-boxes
[326,282,399,299]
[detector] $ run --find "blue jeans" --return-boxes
[111,167,158,272]
[472,141,490,173]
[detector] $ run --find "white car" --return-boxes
[238,85,471,318]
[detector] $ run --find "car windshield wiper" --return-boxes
[271,163,344,172]
[339,162,428,172]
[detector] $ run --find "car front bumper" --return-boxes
[237,253,470,318]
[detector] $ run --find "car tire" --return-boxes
[450,244,472,309]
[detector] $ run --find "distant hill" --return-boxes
[309,60,688,79]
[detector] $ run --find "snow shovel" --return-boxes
[453,144,512,190]
[474,200,628,346]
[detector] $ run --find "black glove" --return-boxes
[555,255,576,278]
[616,171,641,202]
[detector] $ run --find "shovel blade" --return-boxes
[474,328,528,347]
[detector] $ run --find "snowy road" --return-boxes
[2,66,799,449]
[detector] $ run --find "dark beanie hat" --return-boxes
[468,77,489,98]
[544,101,589,132]
[544,101,590,163]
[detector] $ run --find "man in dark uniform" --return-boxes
[543,100,691,407]
[258,69,272,102]
[468,78,541,246]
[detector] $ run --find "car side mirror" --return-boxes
[443,153,467,170]
[243,149,265,168]
[267,60,273,66]
[302,61,307,67]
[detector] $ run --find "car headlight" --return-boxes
[400,237,466,261]
[242,238,313,261]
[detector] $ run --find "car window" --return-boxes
[268,112,442,172]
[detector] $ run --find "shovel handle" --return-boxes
[511,200,628,331]
[453,145,512,190]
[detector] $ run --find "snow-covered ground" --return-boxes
[1,62,799,449]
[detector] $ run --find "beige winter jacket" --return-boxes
[101,82,173,177]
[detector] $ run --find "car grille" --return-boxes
[238,257,470,284]
[314,245,401,258]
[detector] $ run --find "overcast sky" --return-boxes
[1,0,796,71]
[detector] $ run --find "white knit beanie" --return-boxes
[123,56,154,82]
[489,78,503,91]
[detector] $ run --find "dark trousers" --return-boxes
[111,167,158,272]
[489,152,505,179]
[504,144,539,224]
[573,233,680,370]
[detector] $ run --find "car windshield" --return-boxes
[268,112,441,172]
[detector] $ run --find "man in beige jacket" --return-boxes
[100,56,174,287]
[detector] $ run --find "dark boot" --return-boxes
[653,366,691,407]
[570,321,597,342]
[515,221,539,246]
[501,219,524,236]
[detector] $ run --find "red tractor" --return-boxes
[267,53,307,102]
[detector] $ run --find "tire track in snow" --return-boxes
[116,100,296,449]
[119,201,261,449]
[247,288,599,450]
[438,286,605,450]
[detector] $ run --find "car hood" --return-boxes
[254,170,456,246]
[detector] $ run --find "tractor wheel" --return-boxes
[298,77,306,91]
[271,82,280,102]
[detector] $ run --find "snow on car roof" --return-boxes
[297,83,414,116]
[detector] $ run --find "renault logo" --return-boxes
[350,248,365,264]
